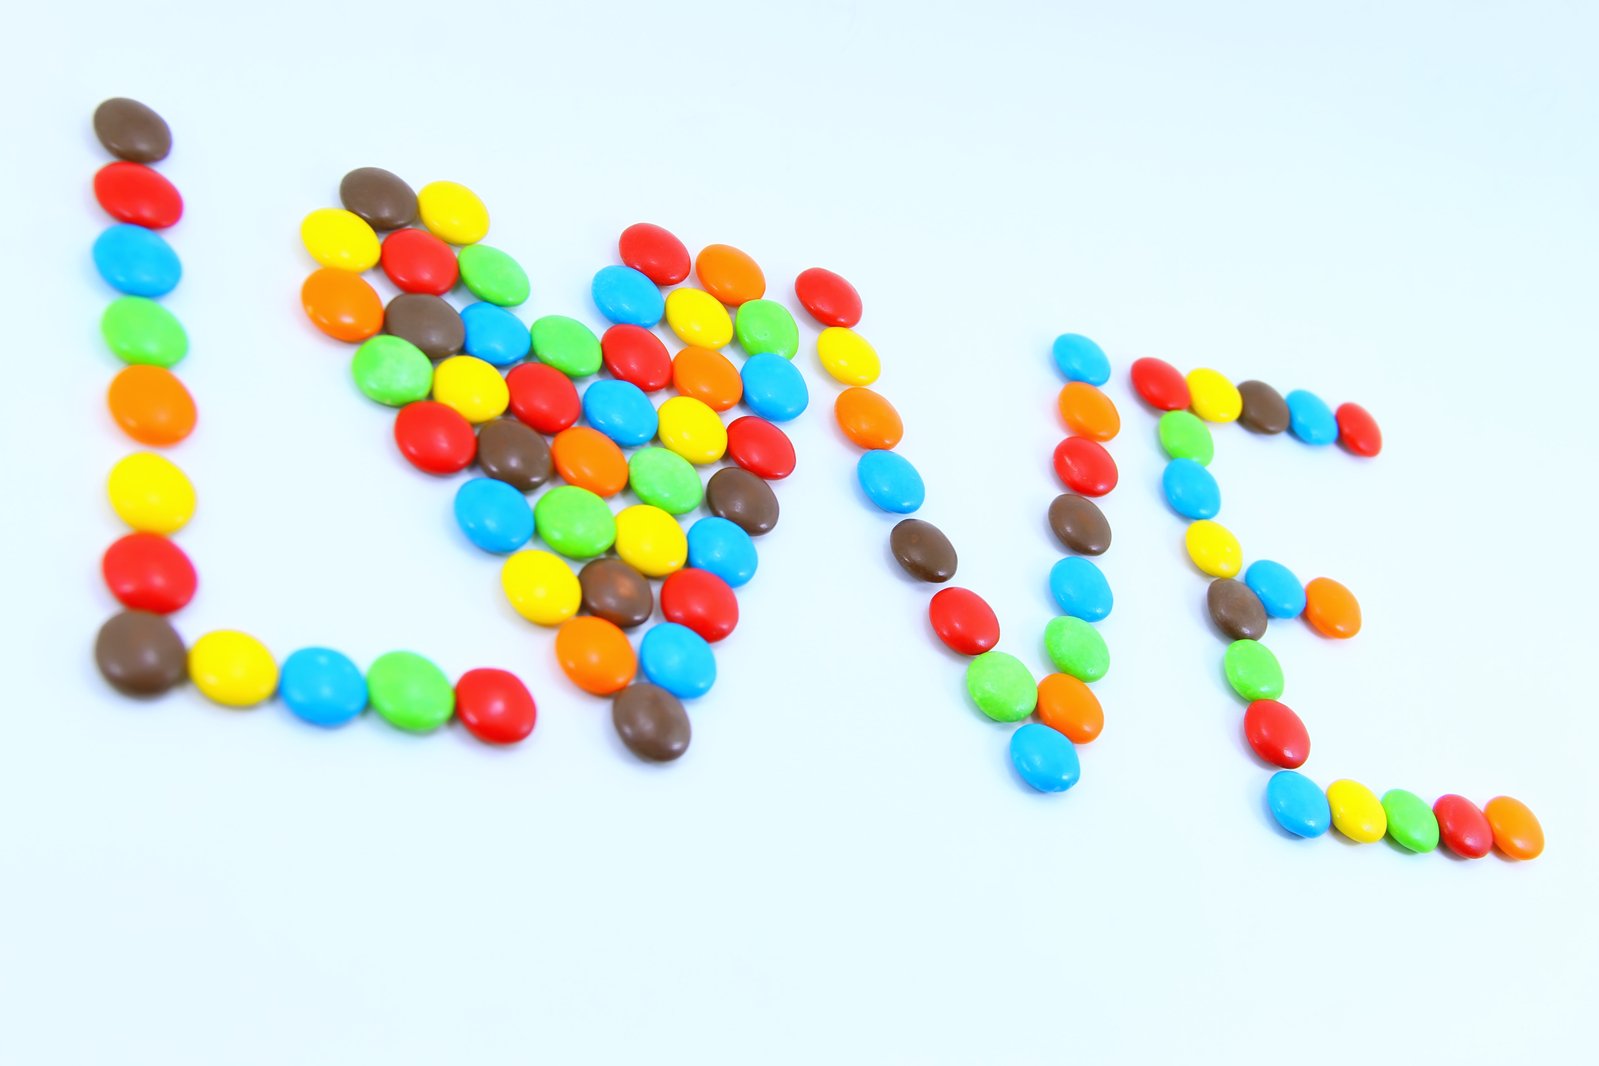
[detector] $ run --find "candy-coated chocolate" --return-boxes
[890,519,956,583]
[301,208,380,272]
[582,379,658,447]
[280,648,367,728]
[639,623,716,699]
[534,485,617,559]
[857,449,925,514]
[506,362,581,434]
[1243,699,1309,768]
[1433,794,1494,859]
[454,477,534,553]
[602,325,672,392]
[102,532,196,614]
[555,616,637,695]
[834,387,903,450]
[1158,410,1213,465]
[591,264,665,327]
[1207,579,1267,641]
[614,504,688,578]
[1224,639,1283,701]
[530,315,602,378]
[107,365,196,446]
[1184,519,1242,578]
[1381,789,1440,853]
[1267,770,1331,838]
[454,668,537,744]
[734,299,799,359]
[660,568,739,642]
[339,167,417,230]
[725,416,795,480]
[386,292,464,358]
[1044,616,1109,682]
[1244,560,1306,619]
[352,335,433,406]
[1047,494,1110,555]
[628,447,703,514]
[93,98,171,162]
[188,630,278,708]
[793,267,862,327]
[102,296,188,367]
[460,302,531,367]
[1010,723,1081,793]
[1186,368,1242,423]
[695,243,765,305]
[1035,673,1103,744]
[457,244,530,306]
[657,396,727,464]
[929,587,1000,655]
[94,162,182,228]
[302,268,383,343]
[579,557,654,629]
[1050,334,1110,386]
[1162,458,1220,520]
[93,223,181,297]
[95,610,186,696]
[1057,382,1119,441]
[1049,557,1113,622]
[394,400,476,474]
[1285,389,1338,445]
[1237,380,1289,434]
[502,550,581,626]
[1326,779,1387,843]
[741,352,810,423]
[816,327,880,386]
[672,346,743,411]
[965,651,1037,722]
[706,468,779,536]
[1484,796,1544,859]
[416,180,488,245]
[432,354,509,423]
[108,452,195,534]
[664,287,733,349]
[686,517,757,588]
[612,683,691,761]
[1052,437,1117,497]
[1336,402,1383,458]
[1129,357,1189,410]
[366,651,454,732]
[551,426,629,497]
[380,227,458,294]
[619,223,690,286]
[1304,577,1361,638]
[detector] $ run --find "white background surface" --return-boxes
[2,2,1596,1063]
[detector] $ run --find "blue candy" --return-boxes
[686,516,757,588]
[454,477,534,553]
[740,352,809,423]
[1048,556,1113,622]
[460,302,531,366]
[93,223,181,297]
[1162,458,1221,520]
[857,450,925,514]
[639,622,717,699]
[591,264,664,327]
[280,648,367,728]
[1244,560,1307,619]
[1285,389,1338,445]
[1267,770,1331,838]
[1009,723,1081,793]
[581,378,658,447]
[1050,333,1110,386]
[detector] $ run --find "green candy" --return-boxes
[1382,789,1440,853]
[530,315,602,378]
[351,335,433,406]
[628,447,703,515]
[534,485,616,559]
[457,244,530,307]
[101,296,188,368]
[367,651,454,733]
[965,651,1037,722]
[1224,639,1283,700]
[734,299,799,359]
[1044,616,1109,682]
[1158,410,1214,466]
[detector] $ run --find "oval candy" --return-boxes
[592,264,665,327]
[380,227,458,295]
[1048,557,1113,622]
[188,630,278,709]
[454,477,534,553]
[339,167,417,230]
[102,296,188,367]
[1238,380,1290,434]
[741,352,809,423]
[966,651,1037,722]
[794,267,861,327]
[1484,796,1544,860]
[432,354,509,423]
[534,485,617,559]
[638,623,717,699]
[672,346,743,411]
[551,426,629,497]
[602,325,672,392]
[1035,673,1103,744]
[890,519,957,583]
[614,504,689,578]
[1207,578,1267,641]
[93,224,181,297]
[107,365,196,446]
[929,587,1000,655]
[660,568,739,643]
[657,396,727,465]
[366,651,454,732]
[1187,368,1243,423]
[857,450,925,514]
[1050,334,1110,386]
[1267,770,1331,838]
[1244,560,1306,620]
[394,400,476,474]
[705,467,779,536]
[1304,577,1361,638]
[1010,723,1082,793]
[1224,639,1283,701]
[506,362,581,434]
[94,162,182,228]
[530,315,603,378]
[386,293,464,358]
[1336,402,1383,458]
[1433,794,1494,859]
[628,446,703,515]
[555,616,637,695]
[834,387,903,450]
[1162,458,1220,520]
[95,610,186,696]
[581,379,658,447]
[107,452,195,534]
[416,180,489,245]
[1130,357,1189,410]
[619,223,691,286]
[454,668,537,744]
[1158,410,1213,465]
[461,302,532,367]
[352,335,433,406]
[1047,494,1110,555]
[1052,437,1117,497]
[612,683,691,761]
[301,208,381,272]
[502,550,581,626]
[734,299,799,359]
[725,416,796,480]
[102,532,197,614]
[1327,779,1387,844]
[664,287,733,349]
[579,557,655,629]
[1185,519,1242,578]
[1382,789,1440,853]
[695,243,765,305]
[816,327,880,386]
[93,98,171,162]
[302,268,383,343]
[1243,699,1309,769]
[1286,389,1338,445]
[1057,382,1119,441]
[1044,616,1109,682]
[457,244,530,306]
[686,517,757,588]
[280,648,368,728]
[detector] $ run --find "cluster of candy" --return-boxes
[1131,358,1544,859]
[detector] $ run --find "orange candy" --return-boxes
[301,267,383,342]
[672,346,743,411]
[834,387,904,450]
[1304,577,1361,638]
[554,616,637,695]
[1036,673,1104,743]
[551,426,628,497]
[1484,796,1544,860]
[107,365,196,446]
[694,243,765,306]
[1057,382,1120,441]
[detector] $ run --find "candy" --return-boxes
[300,208,380,272]
[816,327,881,386]
[279,648,367,728]
[618,223,690,286]
[1184,519,1241,578]
[929,587,1000,655]
[432,354,509,423]
[1381,789,1440,853]
[393,400,477,474]
[725,416,796,480]
[660,568,739,643]
[457,244,530,306]
[551,426,629,497]
[454,477,534,553]
[93,98,171,163]
[1285,389,1337,445]
[1304,577,1360,638]
[1433,795,1494,859]
[93,162,182,229]
[108,452,195,534]
[657,396,727,464]
[1326,779,1387,843]
[834,387,903,450]
[1237,380,1289,434]
[672,346,743,411]
[705,468,779,536]
[695,243,765,305]
[579,557,655,629]
[380,227,458,294]
[639,623,717,698]
[793,267,862,327]
[107,365,196,446]
[1044,617,1110,682]
[301,268,383,343]
[1048,556,1113,622]
[1057,382,1119,441]
[1207,578,1267,641]
[1186,368,1242,423]
[614,504,689,577]
[1335,402,1382,457]
[1036,673,1103,744]
[1052,437,1117,497]
[533,485,617,559]
[741,352,810,422]
[1267,770,1331,838]
[1243,699,1309,768]
[530,315,603,378]
[890,519,957,583]
[1224,639,1283,701]
[339,167,417,230]
[857,449,925,514]
[581,379,659,447]
[602,325,672,392]
[502,550,581,625]
[965,651,1037,722]
[664,287,734,349]
[366,651,454,732]
[612,683,691,761]
[95,610,186,696]
[1050,334,1110,386]
[352,335,433,406]
[591,265,664,327]
[1243,560,1306,619]
[686,516,757,588]
[1484,796,1544,860]
[628,446,703,514]
[102,532,196,614]
[506,362,580,434]
[1129,357,1189,411]
[454,668,537,744]
[93,223,181,297]
[416,180,488,245]
[102,296,188,367]
[734,299,799,359]
[1010,723,1082,793]
[1162,458,1220,520]
[386,293,464,358]
[555,616,637,695]
[1157,410,1213,465]
[460,302,531,366]
[188,630,278,708]
[1047,494,1110,555]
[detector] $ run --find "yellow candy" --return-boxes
[1184,519,1242,577]
[664,288,733,349]
[614,504,688,578]
[188,630,278,708]
[300,208,381,272]
[816,327,881,386]
[108,452,196,534]
[1327,779,1388,843]
[502,550,580,626]
[657,395,727,464]
[417,180,489,245]
[432,355,508,423]
[1186,368,1242,423]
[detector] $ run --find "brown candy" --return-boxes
[339,167,417,230]
[1237,380,1290,434]
[1207,579,1268,641]
[579,557,654,629]
[95,610,186,696]
[1048,494,1111,556]
[477,419,551,492]
[705,467,779,535]
[93,98,171,163]
[385,294,464,358]
[612,683,691,761]
[889,519,957,583]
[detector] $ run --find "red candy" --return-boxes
[725,416,796,480]
[454,668,537,744]
[793,267,862,328]
[618,222,690,286]
[101,532,197,614]
[380,228,459,295]
[93,161,183,229]
[1129,357,1190,411]
[601,325,673,392]
[1243,699,1310,769]
[928,587,1000,655]
[1335,402,1383,458]
[506,362,581,434]
[1433,794,1494,859]
[660,568,740,643]
[394,401,476,474]
[1052,437,1118,497]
